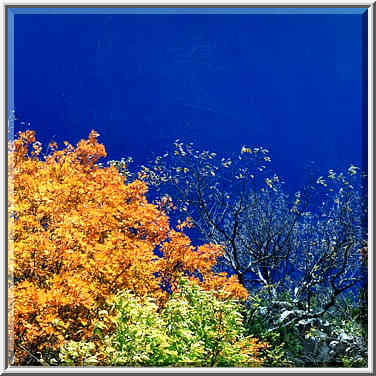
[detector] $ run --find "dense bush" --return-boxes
[58,280,269,367]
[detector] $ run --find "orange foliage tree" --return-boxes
[8,130,247,365]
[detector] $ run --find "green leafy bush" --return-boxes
[59,279,270,367]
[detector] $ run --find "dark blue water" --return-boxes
[11,10,368,304]
[13,12,366,192]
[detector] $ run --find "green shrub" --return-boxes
[59,279,270,367]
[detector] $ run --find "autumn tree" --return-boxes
[8,130,247,365]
